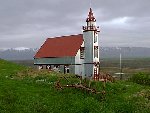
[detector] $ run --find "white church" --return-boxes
[34,8,100,78]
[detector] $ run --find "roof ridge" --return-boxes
[47,34,83,39]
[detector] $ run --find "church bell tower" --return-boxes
[83,8,100,79]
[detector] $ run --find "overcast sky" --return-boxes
[0,0,150,49]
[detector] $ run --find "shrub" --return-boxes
[130,72,150,86]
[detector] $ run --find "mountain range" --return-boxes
[0,47,150,60]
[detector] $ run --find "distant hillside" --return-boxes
[101,47,150,58]
[0,48,38,60]
[0,47,150,60]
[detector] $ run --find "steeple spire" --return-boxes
[86,8,96,22]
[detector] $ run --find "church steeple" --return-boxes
[83,8,100,32]
[82,8,100,79]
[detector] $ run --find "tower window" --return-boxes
[94,36,97,43]
[94,46,98,58]
[80,47,84,59]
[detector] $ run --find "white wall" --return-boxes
[75,48,84,76]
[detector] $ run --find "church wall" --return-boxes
[34,57,75,74]
[34,57,75,65]
[75,49,84,76]
[59,65,75,74]
[69,65,75,74]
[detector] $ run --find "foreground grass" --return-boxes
[0,59,150,113]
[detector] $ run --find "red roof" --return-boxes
[34,34,83,58]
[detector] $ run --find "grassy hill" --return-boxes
[0,59,150,113]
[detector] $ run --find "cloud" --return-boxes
[101,17,133,30]
[0,0,150,48]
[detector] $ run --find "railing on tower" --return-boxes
[82,26,100,32]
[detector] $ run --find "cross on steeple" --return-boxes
[90,0,92,8]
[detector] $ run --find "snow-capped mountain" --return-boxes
[13,47,30,51]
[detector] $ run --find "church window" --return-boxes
[38,65,43,70]
[64,66,70,74]
[94,46,98,58]
[80,47,85,59]
[46,65,51,70]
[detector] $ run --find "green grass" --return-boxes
[0,59,26,77]
[0,59,150,113]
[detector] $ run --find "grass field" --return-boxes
[0,59,150,113]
